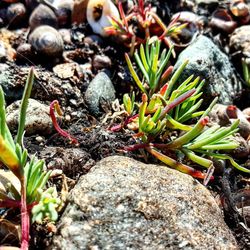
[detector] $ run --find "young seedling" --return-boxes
[0,68,60,250]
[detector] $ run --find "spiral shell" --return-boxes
[28,25,64,57]
[86,0,119,37]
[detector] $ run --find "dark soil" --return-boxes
[0,0,250,249]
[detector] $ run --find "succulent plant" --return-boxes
[0,68,60,250]
[114,37,250,183]
[104,0,187,56]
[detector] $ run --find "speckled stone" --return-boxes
[84,72,116,116]
[50,156,238,250]
[6,98,53,135]
[230,25,250,57]
[174,35,241,105]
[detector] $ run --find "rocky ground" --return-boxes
[0,0,250,249]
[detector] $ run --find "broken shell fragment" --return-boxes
[86,0,120,37]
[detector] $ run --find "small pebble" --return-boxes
[59,29,72,44]
[16,43,33,61]
[35,136,44,143]
[92,55,112,70]
[84,35,104,46]
[65,114,71,121]
[230,25,250,56]
[69,99,77,106]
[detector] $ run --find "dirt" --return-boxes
[0,0,250,249]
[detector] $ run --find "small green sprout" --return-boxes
[32,187,61,224]
[123,92,135,116]
[242,58,250,87]
[0,68,60,250]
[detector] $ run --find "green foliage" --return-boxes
[0,68,60,248]
[106,0,186,55]
[122,38,250,180]
[242,58,250,87]
[32,187,61,223]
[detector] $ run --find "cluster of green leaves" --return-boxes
[32,187,60,223]
[0,68,60,248]
[123,37,250,180]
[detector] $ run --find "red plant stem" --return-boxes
[118,1,128,30]
[147,147,209,180]
[20,177,29,250]
[109,114,139,132]
[158,89,196,120]
[0,200,36,210]
[138,0,145,19]
[50,100,79,145]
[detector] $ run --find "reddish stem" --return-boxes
[20,177,29,250]
[0,198,21,208]
[50,100,79,145]
[109,114,139,132]
[159,89,196,120]
[138,0,145,19]
[118,1,128,30]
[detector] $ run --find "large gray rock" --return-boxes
[51,156,238,250]
[84,72,116,116]
[174,35,241,105]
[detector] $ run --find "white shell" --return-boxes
[87,0,120,37]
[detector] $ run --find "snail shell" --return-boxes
[28,25,64,57]
[86,0,120,37]
[29,4,58,31]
